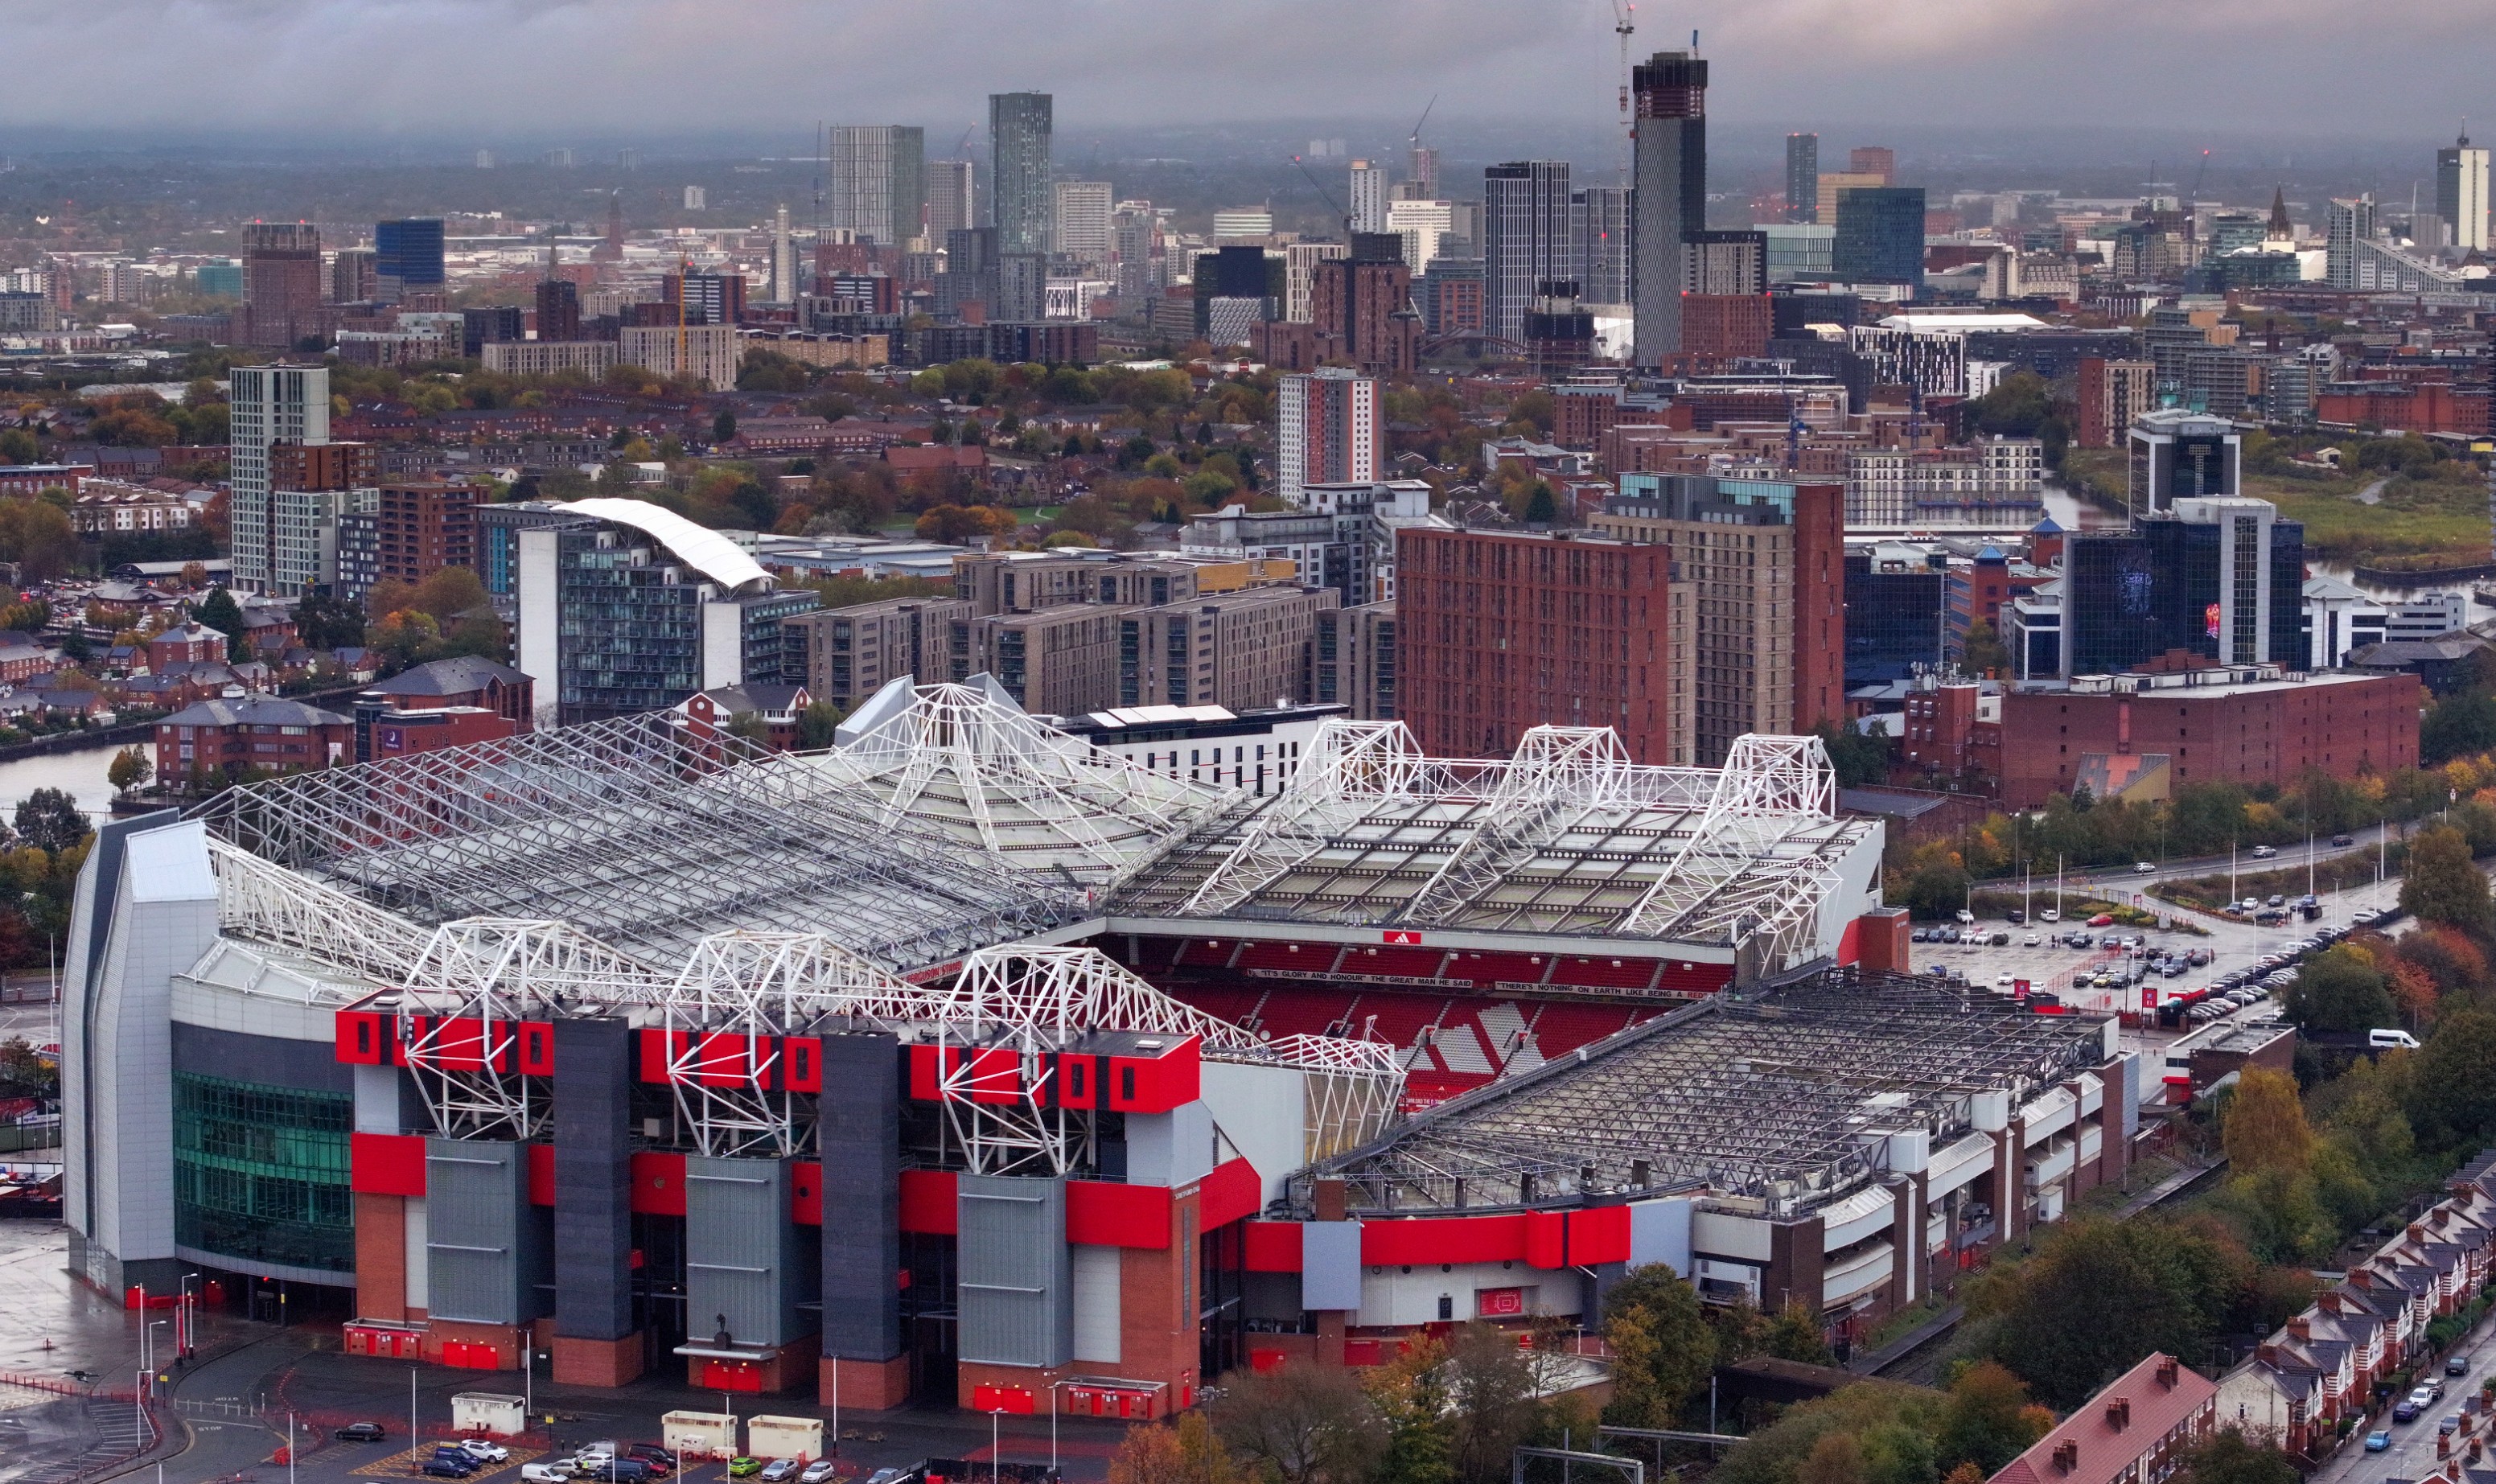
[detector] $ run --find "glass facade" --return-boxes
[1832,187,1926,285]
[1843,555,1944,686]
[2065,514,2305,676]
[172,1071,354,1274]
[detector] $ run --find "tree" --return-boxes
[1602,1264,1718,1427]
[107,747,152,796]
[411,566,491,623]
[195,586,245,639]
[2408,1008,2496,1151]
[1763,1301,1836,1365]
[2422,692,2496,765]
[1815,721,1890,788]
[1964,1215,2251,1408]
[724,710,771,744]
[13,788,89,856]
[1960,620,2011,677]
[1932,1362,2050,1478]
[2403,825,2496,939]
[1366,1338,1457,1484]
[2223,1067,2315,1177]
[793,701,843,750]
[1442,1322,1547,1484]
[1211,1361,1382,1484]
[2283,945,2396,1034]
[1109,1413,1236,1484]
[1523,483,1560,524]
[294,592,366,651]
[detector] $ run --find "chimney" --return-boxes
[2157,1357,2181,1388]
[2412,1223,2428,1243]
[2106,1397,2132,1430]
[2053,1442,2081,1474]
[2287,1315,2311,1340]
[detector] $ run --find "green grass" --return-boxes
[2263,470,2491,566]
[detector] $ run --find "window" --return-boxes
[171,1071,352,1273]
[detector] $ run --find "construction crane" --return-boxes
[1407,93,1437,195]
[1292,154,1351,239]
[1610,0,1637,186]
[2190,149,2213,208]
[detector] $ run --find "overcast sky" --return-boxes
[5,0,2489,143]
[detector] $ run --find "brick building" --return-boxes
[1396,528,1672,763]
[362,705,521,762]
[1116,586,1340,710]
[155,696,356,782]
[1988,1353,2216,1484]
[1589,473,1847,767]
[1994,665,2420,808]
[783,598,973,711]
[1680,294,1774,360]
[375,480,484,586]
[357,655,535,730]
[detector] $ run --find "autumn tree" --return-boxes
[1602,1264,1718,1428]
[106,747,151,796]
[1365,1337,1457,1484]
[2282,944,2396,1034]
[2172,1428,2298,1484]
[1211,1359,1382,1484]
[2403,824,2496,939]
[1964,1215,2251,1408]
[13,788,88,855]
[2223,1067,2315,1177]
[1933,1362,2051,1477]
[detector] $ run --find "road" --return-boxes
[2026,820,2401,896]
[2307,1308,2496,1484]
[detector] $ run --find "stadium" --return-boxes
[60,676,2138,1414]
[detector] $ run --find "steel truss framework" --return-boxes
[191,709,1081,971]
[1298,970,2107,1221]
[202,845,1402,1164]
[1114,721,1871,969]
[814,677,1233,881]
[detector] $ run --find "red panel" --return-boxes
[1065,1180,1172,1248]
[518,1021,555,1077]
[963,1046,1022,1105]
[1197,1157,1260,1231]
[1054,1054,1097,1109]
[1568,1205,1632,1266]
[1524,1211,1567,1269]
[704,1359,764,1393]
[1834,916,1863,968]
[1343,1339,1384,1366]
[792,1161,821,1226]
[1249,1347,1287,1374]
[335,1009,387,1065]
[1108,1036,1200,1114]
[907,1044,956,1102]
[1244,1221,1303,1272]
[430,1016,491,1071]
[1361,1214,1528,1267]
[899,1169,957,1235]
[783,1038,820,1095]
[351,1132,427,1197]
[639,1027,681,1083]
[972,1383,1038,1415]
[392,1014,428,1067]
[631,1151,687,1216]
[528,1143,553,1207]
[693,1031,767,1089]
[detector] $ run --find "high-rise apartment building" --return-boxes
[2327,196,2376,290]
[1387,199,1457,274]
[1114,203,1166,304]
[1684,229,1766,294]
[261,441,378,599]
[1397,528,1673,763]
[2060,498,2303,678]
[989,92,1055,256]
[1053,181,1114,269]
[618,323,743,392]
[1483,160,1572,347]
[783,598,973,711]
[1631,50,1708,362]
[329,247,376,304]
[1832,187,1926,284]
[1302,234,1421,376]
[1314,601,1397,719]
[1116,586,1340,710]
[661,270,747,327]
[1571,186,1633,304]
[241,224,323,348]
[927,160,977,241]
[374,480,485,587]
[2437,133,2489,253]
[375,218,446,303]
[1591,474,1846,767]
[1407,145,1439,200]
[2078,358,2157,447]
[828,126,927,248]
[1349,160,1389,233]
[1275,369,1383,508]
[228,364,331,591]
[2127,408,2241,514]
[1848,146,1896,183]
[536,278,582,343]
[511,499,817,723]
[1784,134,1820,223]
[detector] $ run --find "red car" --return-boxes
[2087,914,2116,927]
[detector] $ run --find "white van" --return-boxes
[2370,1028,2421,1050]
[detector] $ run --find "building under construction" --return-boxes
[59,676,2132,1415]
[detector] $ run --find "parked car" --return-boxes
[2367,1430,2392,1451]
[1955,909,1976,923]
[524,1466,574,1483]
[2451,1353,2474,1376]
[2354,909,2380,926]
[422,1463,478,1480]
[338,1423,388,1443]
[2038,908,2061,923]
[730,1464,765,1481]
[1911,928,1930,943]
[801,1465,841,1484]
[760,1463,801,1484]
[2443,1416,2463,1436]
[2395,1400,2423,1423]
[2089,913,2116,927]
[626,1447,676,1474]
[461,1441,510,1464]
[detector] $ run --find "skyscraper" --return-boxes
[535,278,582,344]
[1349,160,1388,233]
[1275,368,1382,508]
[1784,134,1820,223]
[241,223,323,348]
[827,125,927,247]
[2437,131,2490,253]
[1112,202,1165,304]
[1832,187,1926,284]
[989,92,1055,256]
[1407,144,1439,200]
[1571,186,1633,304]
[1482,160,1572,346]
[1305,233,1421,376]
[1630,51,1708,362]
[1848,146,1896,184]
[375,219,446,303]
[1053,181,1114,269]
[228,364,331,593]
[2326,196,2376,290]
[927,160,977,241]
[770,203,796,302]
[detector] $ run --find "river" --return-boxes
[0,738,130,820]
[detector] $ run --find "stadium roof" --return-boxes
[1302,971,2112,1220]
[563,497,772,592]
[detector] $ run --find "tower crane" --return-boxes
[2190,149,2213,207]
[1292,154,1351,240]
[1610,0,1637,186]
